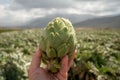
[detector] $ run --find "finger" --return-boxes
[29,49,42,72]
[68,51,76,70]
[59,55,68,74]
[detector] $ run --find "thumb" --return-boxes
[29,49,42,72]
[59,55,68,75]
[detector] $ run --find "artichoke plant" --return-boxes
[40,17,77,73]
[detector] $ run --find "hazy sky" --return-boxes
[0,0,120,26]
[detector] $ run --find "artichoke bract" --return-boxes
[40,17,77,73]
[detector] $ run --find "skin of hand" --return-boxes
[28,49,76,80]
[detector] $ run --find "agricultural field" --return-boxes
[0,28,22,33]
[0,28,120,80]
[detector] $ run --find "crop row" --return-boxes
[0,28,120,80]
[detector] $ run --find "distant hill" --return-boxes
[26,14,96,28]
[1,14,120,28]
[74,15,120,28]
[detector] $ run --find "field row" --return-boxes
[0,28,120,80]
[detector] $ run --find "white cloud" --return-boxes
[12,0,74,9]
[0,0,120,26]
[0,5,29,24]
[73,1,120,16]
[0,4,46,26]
[10,0,120,16]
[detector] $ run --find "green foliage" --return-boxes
[0,28,120,80]
[0,29,41,80]
[0,60,25,80]
[68,28,120,80]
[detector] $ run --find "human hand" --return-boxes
[28,49,76,80]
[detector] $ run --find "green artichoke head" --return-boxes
[40,17,77,73]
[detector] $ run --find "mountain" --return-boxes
[1,13,120,28]
[74,15,120,28]
[26,14,96,28]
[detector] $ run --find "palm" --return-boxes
[29,49,75,80]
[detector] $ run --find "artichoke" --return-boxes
[40,17,77,73]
